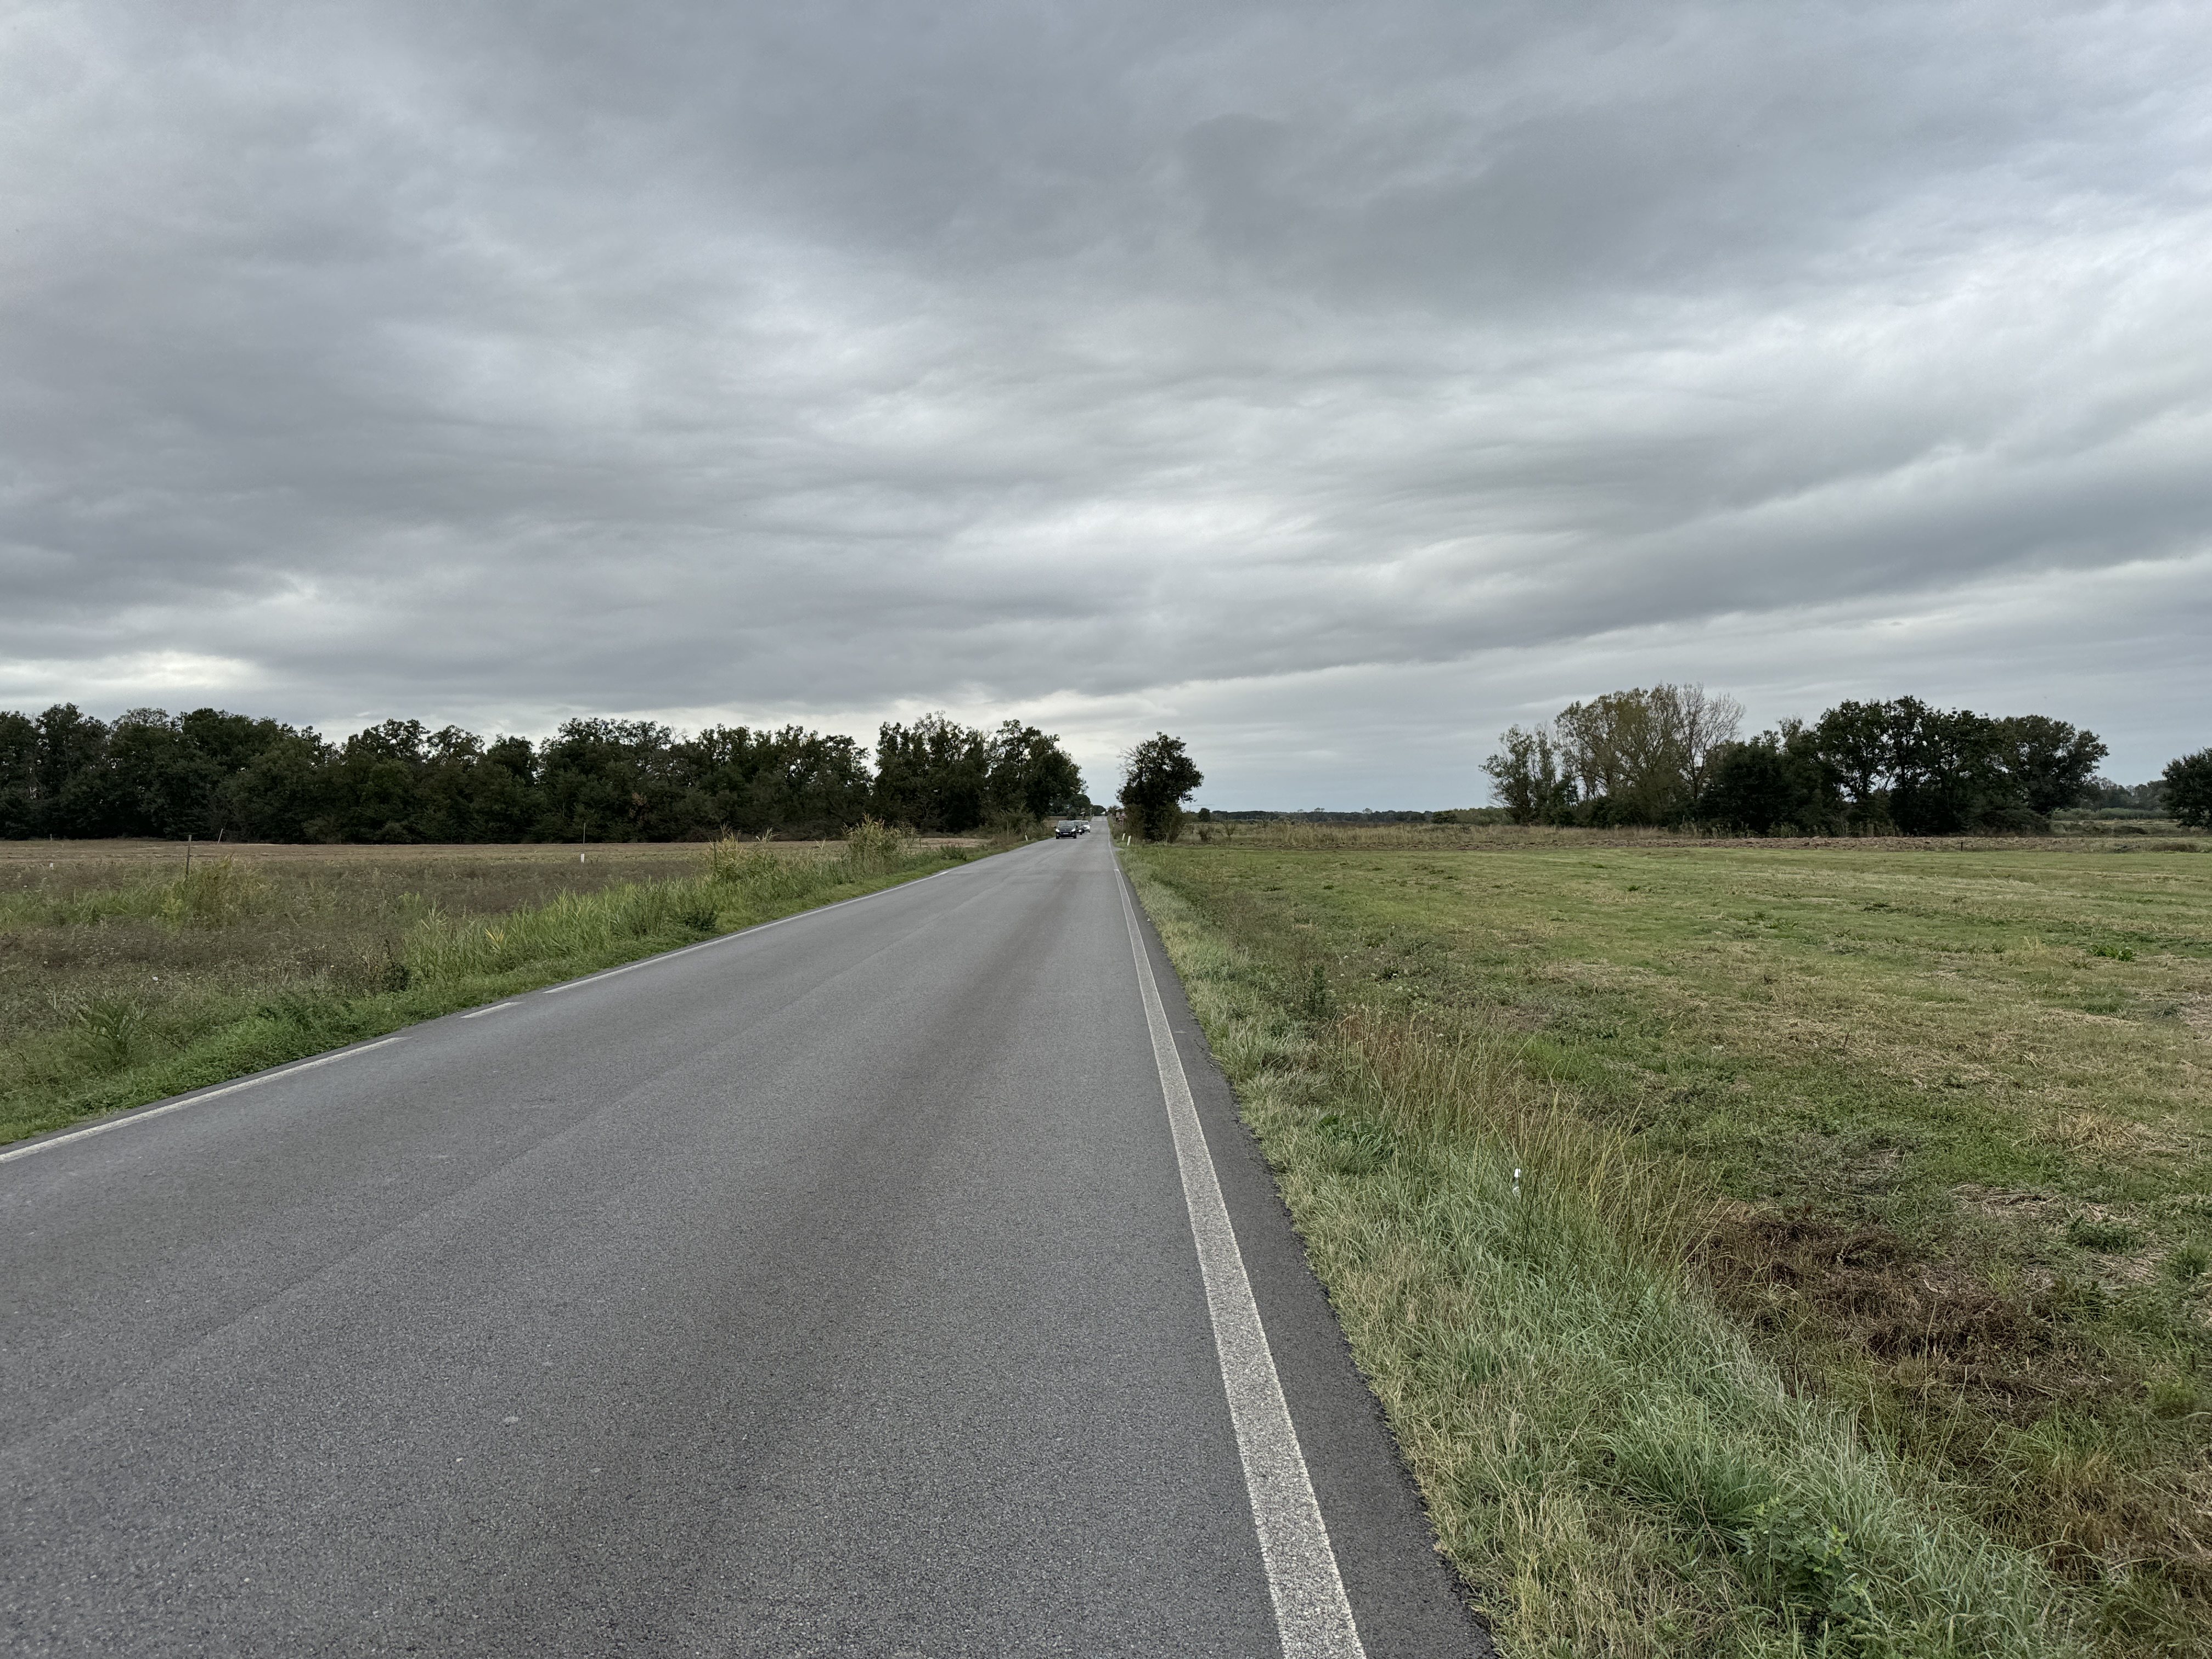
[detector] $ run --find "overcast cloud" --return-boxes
[4,0,2209,804]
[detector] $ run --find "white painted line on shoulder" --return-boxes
[461,1002,519,1018]
[0,1035,411,1168]
[1115,867,1367,1659]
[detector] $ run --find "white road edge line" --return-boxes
[1115,865,1367,1659]
[461,1002,519,1018]
[0,1035,411,1167]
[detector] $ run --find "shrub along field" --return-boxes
[0,826,980,1149]
[1124,834,2212,1657]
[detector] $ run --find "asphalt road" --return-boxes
[2,832,1486,1656]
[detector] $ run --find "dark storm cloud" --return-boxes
[4,0,2209,797]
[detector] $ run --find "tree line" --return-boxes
[1484,686,2212,833]
[0,704,1089,842]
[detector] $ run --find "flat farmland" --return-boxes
[1126,834,2212,1657]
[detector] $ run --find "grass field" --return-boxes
[1125,831,2212,1657]
[0,831,986,1149]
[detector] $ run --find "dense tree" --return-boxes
[871,714,991,833]
[1480,725,1575,825]
[668,724,870,837]
[99,707,309,840]
[0,700,1079,844]
[1810,700,1897,832]
[1119,733,1203,842]
[1995,716,2108,817]
[1489,689,2111,838]
[984,720,1086,822]
[1881,698,2016,835]
[0,710,36,838]
[32,704,119,837]
[1486,685,1740,826]
[1699,721,1842,835]
[2166,749,2212,830]
[223,730,334,842]
[533,719,685,841]
[1808,697,2094,834]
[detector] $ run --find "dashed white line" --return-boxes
[461,1002,519,1018]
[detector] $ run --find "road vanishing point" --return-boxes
[2,833,1485,1656]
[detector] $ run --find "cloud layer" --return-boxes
[5,0,2209,801]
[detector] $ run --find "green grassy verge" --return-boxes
[1,834,982,1148]
[1121,836,2212,1656]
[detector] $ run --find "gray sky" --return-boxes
[5,1,2208,806]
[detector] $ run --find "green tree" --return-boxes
[1883,699,2016,834]
[325,719,435,842]
[871,714,990,833]
[1995,715,2108,817]
[1119,733,1203,842]
[984,720,1085,823]
[1549,684,1742,825]
[1699,721,1842,835]
[1481,725,1575,825]
[2165,749,2212,829]
[534,718,682,842]
[103,707,307,839]
[222,730,334,841]
[1810,699,1894,831]
[33,704,117,837]
[0,710,36,838]
[1811,697,2028,834]
[673,724,872,837]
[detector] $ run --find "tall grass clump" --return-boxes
[402,879,725,985]
[1121,852,2085,1658]
[842,816,910,875]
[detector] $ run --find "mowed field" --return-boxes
[1125,831,2212,1657]
[0,835,981,1148]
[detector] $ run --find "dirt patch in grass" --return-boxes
[1700,1207,2062,1407]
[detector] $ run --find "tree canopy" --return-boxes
[2168,749,2212,830]
[0,704,1082,842]
[1118,733,1204,842]
[1483,690,2134,836]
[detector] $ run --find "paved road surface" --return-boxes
[2,833,1484,1656]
